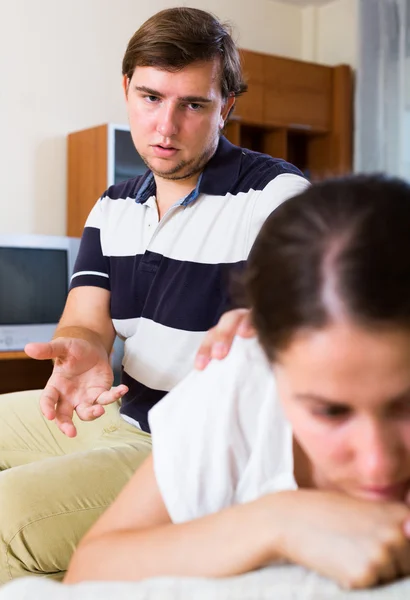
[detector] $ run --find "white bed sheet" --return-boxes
[1,566,409,600]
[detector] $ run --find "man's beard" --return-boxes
[141,136,218,182]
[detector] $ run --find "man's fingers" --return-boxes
[213,309,250,337]
[73,385,128,421]
[40,387,77,437]
[194,332,214,370]
[54,402,77,437]
[25,342,55,360]
[237,312,256,338]
[75,403,105,422]
[56,420,78,438]
[95,385,129,406]
[25,338,70,361]
[195,309,252,369]
[39,385,60,420]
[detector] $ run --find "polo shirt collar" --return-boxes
[135,136,243,206]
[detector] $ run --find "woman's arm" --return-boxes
[65,456,410,589]
[64,454,279,584]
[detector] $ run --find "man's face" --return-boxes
[123,60,235,183]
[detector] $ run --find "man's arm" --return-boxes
[53,285,116,353]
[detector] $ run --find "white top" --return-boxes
[148,337,296,523]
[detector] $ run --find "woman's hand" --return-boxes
[270,489,410,589]
[195,309,255,370]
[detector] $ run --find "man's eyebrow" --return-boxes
[134,86,212,104]
[134,85,164,97]
[180,95,212,104]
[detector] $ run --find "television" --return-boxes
[0,234,81,351]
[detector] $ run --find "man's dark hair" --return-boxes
[122,7,247,100]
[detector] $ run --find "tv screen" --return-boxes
[0,247,68,325]
[113,128,147,184]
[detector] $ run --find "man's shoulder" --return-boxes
[236,147,305,192]
[201,137,306,199]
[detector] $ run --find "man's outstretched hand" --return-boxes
[25,337,128,438]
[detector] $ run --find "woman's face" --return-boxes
[274,321,410,502]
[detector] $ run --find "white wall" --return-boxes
[301,0,358,68]
[0,0,302,235]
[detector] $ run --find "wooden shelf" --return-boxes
[0,352,52,394]
[0,351,31,361]
[0,355,53,394]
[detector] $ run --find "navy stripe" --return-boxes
[235,150,304,193]
[101,174,147,201]
[110,253,246,331]
[198,137,242,196]
[199,137,305,197]
[71,227,110,277]
[70,274,110,291]
[120,370,167,432]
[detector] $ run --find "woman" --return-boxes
[65,174,410,590]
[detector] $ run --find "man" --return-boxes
[0,7,308,582]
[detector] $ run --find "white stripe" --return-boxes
[71,271,109,281]
[151,174,309,264]
[99,197,149,257]
[120,413,142,430]
[115,317,205,392]
[246,174,309,256]
[112,317,139,339]
[84,199,103,228]
[97,174,308,265]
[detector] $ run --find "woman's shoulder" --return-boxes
[148,337,280,521]
[148,337,294,521]
[149,336,274,427]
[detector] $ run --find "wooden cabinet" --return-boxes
[263,54,333,131]
[227,50,353,182]
[236,50,335,132]
[0,352,53,395]
[67,124,146,237]
[235,50,265,124]
[67,124,108,238]
[67,50,353,237]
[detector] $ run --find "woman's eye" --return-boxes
[313,405,351,420]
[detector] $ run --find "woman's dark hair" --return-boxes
[246,174,410,361]
[122,7,247,101]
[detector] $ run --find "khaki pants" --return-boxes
[0,390,152,584]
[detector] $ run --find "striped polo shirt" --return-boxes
[71,136,308,431]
